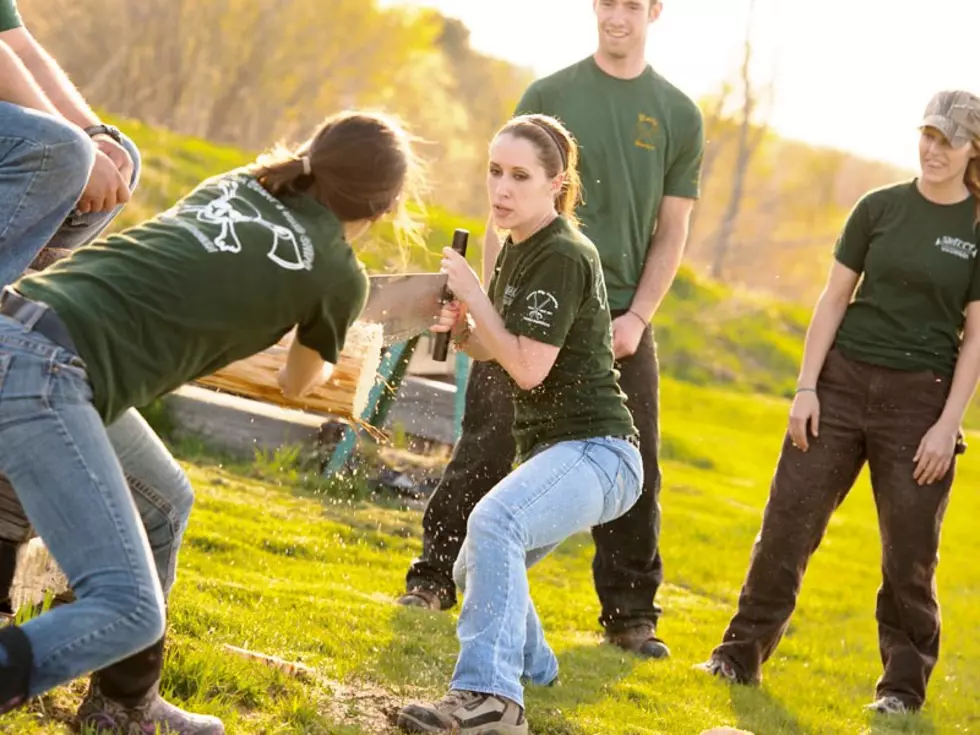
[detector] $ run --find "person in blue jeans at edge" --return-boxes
[396,114,643,735]
[0,109,420,730]
[0,4,224,733]
[0,0,138,286]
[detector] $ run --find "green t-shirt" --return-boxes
[833,180,980,375]
[0,0,21,31]
[515,56,704,310]
[16,170,369,424]
[487,216,636,462]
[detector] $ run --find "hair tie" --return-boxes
[301,156,312,176]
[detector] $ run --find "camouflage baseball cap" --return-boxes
[921,90,980,147]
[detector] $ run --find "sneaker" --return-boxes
[76,680,225,734]
[396,589,442,611]
[396,689,527,734]
[866,695,914,715]
[605,623,671,660]
[694,657,744,684]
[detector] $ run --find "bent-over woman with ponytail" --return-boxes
[0,109,421,720]
[698,90,980,717]
[396,115,643,735]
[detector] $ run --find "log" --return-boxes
[195,321,384,423]
[9,537,69,612]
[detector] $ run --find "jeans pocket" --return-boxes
[47,353,93,405]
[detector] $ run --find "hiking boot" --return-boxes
[605,623,670,660]
[694,656,746,684]
[76,679,225,734]
[866,695,915,715]
[396,689,527,734]
[396,588,442,611]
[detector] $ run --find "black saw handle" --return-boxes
[431,228,470,362]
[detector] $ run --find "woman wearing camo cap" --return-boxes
[697,90,980,716]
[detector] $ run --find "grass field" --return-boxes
[2,377,977,734]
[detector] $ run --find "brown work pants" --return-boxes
[713,348,956,709]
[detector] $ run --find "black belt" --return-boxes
[0,288,77,354]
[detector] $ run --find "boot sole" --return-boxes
[396,711,528,734]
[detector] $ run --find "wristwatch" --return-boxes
[83,124,123,145]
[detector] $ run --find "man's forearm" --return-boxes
[0,41,60,114]
[629,226,688,322]
[5,30,99,128]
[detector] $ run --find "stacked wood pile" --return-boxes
[195,321,384,423]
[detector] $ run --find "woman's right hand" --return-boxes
[788,390,820,452]
[430,301,461,333]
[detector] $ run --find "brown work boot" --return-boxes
[605,623,671,660]
[396,588,442,611]
[76,679,225,734]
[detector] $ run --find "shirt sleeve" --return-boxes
[503,252,587,348]
[296,270,369,362]
[969,225,980,302]
[513,82,544,116]
[833,194,874,274]
[663,107,705,200]
[0,1,22,32]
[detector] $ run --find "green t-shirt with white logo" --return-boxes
[833,180,980,375]
[515,56,704,311]
[488,216,636,462]
[0,0,21,31]
[16,170,369,424]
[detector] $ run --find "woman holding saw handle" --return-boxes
[396,113,643,735]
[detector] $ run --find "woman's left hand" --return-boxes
[913,419,958,486]
[440,248,483,304]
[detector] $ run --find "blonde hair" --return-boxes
[967,139,980,225]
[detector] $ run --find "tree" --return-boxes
[708,0,772,280]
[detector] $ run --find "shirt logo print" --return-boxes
[934,235,977,260]
[162,177,313,271]
[635,114,659,151]
[523,290,559,327]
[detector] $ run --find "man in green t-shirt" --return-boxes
[400,0,704,660]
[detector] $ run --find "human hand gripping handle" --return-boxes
[431,229,470,361]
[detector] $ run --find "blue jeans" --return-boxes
[450,436,643,707]
[0,102,142,287]
[0,315,171,696]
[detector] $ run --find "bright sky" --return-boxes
[382,0,980,171]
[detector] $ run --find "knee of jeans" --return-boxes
[91,575,166,648]
[36,119,96,188]
[467,496,521,546]
[135,595,166,649]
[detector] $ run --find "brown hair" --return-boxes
[249,110,425,246]
[496,114,583,225]
[967,139,980,225]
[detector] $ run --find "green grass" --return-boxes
[3,378,978,734]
